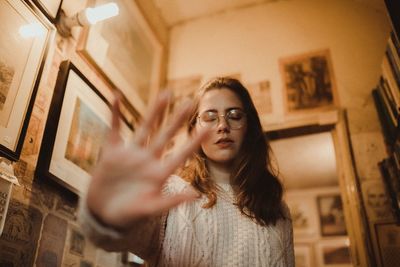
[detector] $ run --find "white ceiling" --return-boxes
[152,0,386,27]
[269,132,338,190]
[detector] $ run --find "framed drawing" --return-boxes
[315,238,352,267]
[286,192,319,239]
[279,49,338,113]
[36,61,133,194]
[317,194,347,236]
[374,223,400,267]
[78,0,162,115]
[0,0,55,161]
[294,244,313,267]
[32,0,63,22]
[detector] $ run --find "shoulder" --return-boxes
[164,175,192,195]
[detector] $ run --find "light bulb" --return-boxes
[85,2,119,25]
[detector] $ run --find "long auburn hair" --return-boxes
[179,77,286,226]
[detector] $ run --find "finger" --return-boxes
[133,90,171,146]
[108,95,122,145]
[149,99,193,157]
[162,127,211,177]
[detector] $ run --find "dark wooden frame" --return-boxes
[32,0,63,23]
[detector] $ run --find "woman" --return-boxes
[79,77,294,266]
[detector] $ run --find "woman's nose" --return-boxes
[217,116,230,132]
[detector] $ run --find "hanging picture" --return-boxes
[294,244,313,267]
[32,0,63,22]
[0,0,54,161]
[36,61,133,194]
[78,0,162,115]
[317,194,347,236]
[374,223,400,267]
[279,49,338,113]
[315,238,352,267]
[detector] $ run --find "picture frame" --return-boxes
[0,0,55,161]
[78,0,162,115]
[317,194,347,236]
[279,49,338,114]
[36,61,133,194]
[32,0,63,23]
[286,192,319,239]
[374,222,400,267]
[294,244,314,267]
[315,238,352,267]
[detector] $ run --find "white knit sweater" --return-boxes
[79,175,294,266]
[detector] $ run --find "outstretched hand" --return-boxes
[86,91,209,230]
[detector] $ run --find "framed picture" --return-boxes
[246,80,273,115]
[286,192,319,239]
[315,238,352,267]
[374,223,400,267]
[294,244,314,267]
[32,0,63,22]
[0,0,55,161]
[78,0,162,115]
[361,179,393,222]
[317,194,347,236]
[279,49,338,113]
[36,61,133,194]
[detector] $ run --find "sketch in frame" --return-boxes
[246,80,273,115]
[0,0,54,161]
[280,49,338,113]
[315,238,352,267]
[35,61,133,194]
[375,223,400,267]
[32,0,63,22]
[361,179,394,222]
[294,244,313,267]
[78,0,162,114]
[317,194,347,236]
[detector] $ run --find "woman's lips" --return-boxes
[215,138,234,148]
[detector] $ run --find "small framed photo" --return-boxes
[78,0,163,114]
[286,192,319,239]
[279,49,338,114]
[32,0,63,22]
[36,61,133,194]
[0,0,55,161]
[294,244,314,267]
[374,223,400,267]
[317,194,347,236]
[315,238,352,267]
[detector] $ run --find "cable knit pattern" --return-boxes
[78,175,294,266]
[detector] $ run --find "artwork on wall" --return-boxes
[32,0,63,22]
[78,0,162,114]
[361,179,393,222]
[294,244,313,267]
[166,75,202,115]
[375,223,400,267]
[315,238,352,267]
[36,61,133,194]
[0,0,55,161]
[317,194,347,236]
[286,193,319,238]
[246,80,273,115]
[279,49,338,113]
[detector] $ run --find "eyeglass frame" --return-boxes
[196,108,247,130]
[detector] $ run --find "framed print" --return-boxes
[361,179,393,222]
[374,223,400,267]
[294,244,314,267]
[317,194,347,236]
[286,192,319,239]
[279,49,338,113]
[32,0,63,22]
[0,0,55,161]
[36,61,133,194]
[315,238,352,267]
[78,0,162,115]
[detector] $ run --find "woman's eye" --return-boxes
[202,112,217,122]
[228,110,243,120]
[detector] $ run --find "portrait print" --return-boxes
[375,223,400,267]
[361,179,393,222]
[280,49,337,113]
[317,194,347,236]
[316,239,352,267]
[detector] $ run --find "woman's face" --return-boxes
[195,88,247,164]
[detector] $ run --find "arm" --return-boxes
[282,203,295,267]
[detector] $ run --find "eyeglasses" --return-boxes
[197,109,247,130]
